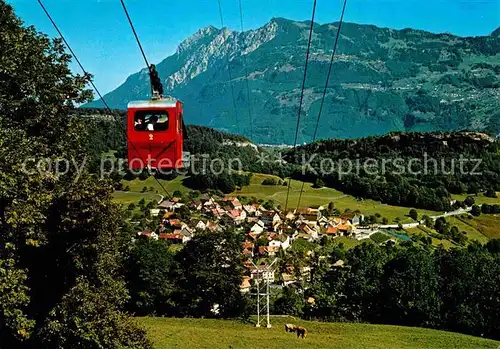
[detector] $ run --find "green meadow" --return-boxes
[137,317,499,349]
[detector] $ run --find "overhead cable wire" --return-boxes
[217,0,241,134]
[37,0,172,200]
[284,0,317,212]
[296,0,348,211]
[238,0,254,140]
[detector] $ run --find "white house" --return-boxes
[352,214,365,226]
[268,234,290,250]
[250,220,265,234]
[158,200,176,211]
[281,273,296,286]
[249,265,275,283]
[261,211,281,227]
[243,204,257,215]
[195,220,206,230]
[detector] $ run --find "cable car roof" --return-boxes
[127,97,181,109]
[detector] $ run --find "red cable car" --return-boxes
[127,97,185,169]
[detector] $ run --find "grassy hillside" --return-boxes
[455,214,500,239]
[116,173,441,223]
[451,193,500,206]
[138,317,499,349]
[233,173,439,223]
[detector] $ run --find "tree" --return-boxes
[175,230,249,318]
[409,209,418,221]
[188,190,201,199]
[139,170,150,180]
[127,203,136,211]
[145,200,156,210]
[484,189,497,198]
[217,172,236,194]
[173,190,182,198]
[328,201,335,213]
[481,203,491,214]
[0,3,151,347]
[436,247,500,339]
[464,196,475,207]
[262,178,277,185]
[422,215,433,228]
[263,199,276,210]
[379,248,441,327]
[274,287,305,317]
[138,198,146,209]
[486,239,500,254]
[313,178,325,188]
[471,205,481,217]
[126,239,177,315]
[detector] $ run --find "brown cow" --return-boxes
[296,326,307,338]
[284,323,297,333]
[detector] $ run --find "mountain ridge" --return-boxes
[84,18,500,144]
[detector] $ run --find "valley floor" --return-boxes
[137,317,499,349]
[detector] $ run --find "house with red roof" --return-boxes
[230,198,242,210]
[137,230,158,240]
[159,233,183,244]
[258,245,279,257]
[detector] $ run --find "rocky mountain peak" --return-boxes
[177,25,220,53]
[491,27,500,38]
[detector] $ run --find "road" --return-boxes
[354,206,474,239]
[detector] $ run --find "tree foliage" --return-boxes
[0,2,150,347]
[278,241,500,340]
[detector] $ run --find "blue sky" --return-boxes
[9,0,499,94]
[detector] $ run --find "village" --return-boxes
[136,194,384,293]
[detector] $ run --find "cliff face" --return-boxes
[85,18,500,144]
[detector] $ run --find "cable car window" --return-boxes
[134,110,169,131]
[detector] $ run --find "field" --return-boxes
[137,317,499,349]
[445,216,490,243]
[334,236,364,249]
[116,173,442,223]
[233,173,440,223]
[454,214,500,240]
[451,193,500,206]
[114,176,189,205]
[113,191,163,205]
[114,173,500,247]
[404,226,456,249]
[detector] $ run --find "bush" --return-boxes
[409,209,418,221]
[370,232,390,244]
[262,178,277,186]
[471,205,481,217]
[484,189,497,198]
[464,196,475,207]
